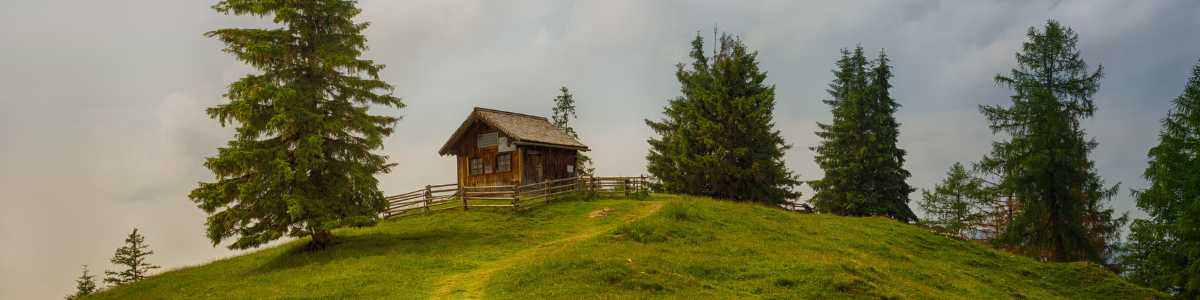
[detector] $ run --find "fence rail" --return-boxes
[382,175,652,218]
[384,182,462,217]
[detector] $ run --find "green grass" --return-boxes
[88,194,1165,299]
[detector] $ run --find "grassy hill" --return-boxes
[88,194,1164,299]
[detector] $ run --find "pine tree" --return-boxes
[65,265,98,299]
[811,47,917,222]
[919,163,992,239]
[551,87,593,176]
[645,31,800,203]
[1122,60,1200,297]
[979,20,1126,262]
[190,0,405,249]
[104,229,159,286]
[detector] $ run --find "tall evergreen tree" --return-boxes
[979,20,1126,262]
[864,52,917,220]
[104,229,159,286]
[65,265,99,299]
[811,47,917,222]
[1122,60,1200,297]
[551,86,593,176]
[919,163,992,239]
[645,32,800,203]
[191,0,405,249]
[811,47,870,216]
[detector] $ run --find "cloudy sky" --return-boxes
[2,0,1198,298]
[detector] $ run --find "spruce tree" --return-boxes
[864,51,917,221]
[811,47,916,222]
[104,229,159,286]
[191,0,405,249]
[919,163,991,239]
[645,32,800,203]
[1122,60,1200,297]
[65,265,98,299]
[551,87,593,176]
[979,20,1126,262]
[811,48,870,216]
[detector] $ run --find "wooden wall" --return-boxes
[521,145,578,184]
[450,122,580,187]
[453,122,519,187]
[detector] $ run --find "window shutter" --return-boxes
[477,132,498,148]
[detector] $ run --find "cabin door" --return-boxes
[525,151,544,183]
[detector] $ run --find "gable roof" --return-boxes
[438,107,589,155]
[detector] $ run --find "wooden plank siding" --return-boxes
[452,121,521,187]
[442,108,586,189]
[521,145,577,184]
[452,144,578,188]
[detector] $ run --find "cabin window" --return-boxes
[497,153,511,172]
[567,164,575,175]
[477,132,498,148]
[469,158,483,175]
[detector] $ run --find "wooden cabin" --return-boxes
[438,107,590,188]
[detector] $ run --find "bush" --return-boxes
[615,222,667,243]
[663,203,700,221]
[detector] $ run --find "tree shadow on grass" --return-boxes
[251,228,486,274]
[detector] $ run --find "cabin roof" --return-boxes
[438,107,589,156]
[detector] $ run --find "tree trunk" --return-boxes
[310,229,335,249]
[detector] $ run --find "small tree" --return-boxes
[104,228,159,286]
[65,265,99,299]
[551,86,594,176]
[919,162,991,239]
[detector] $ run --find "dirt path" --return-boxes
[431,202,663,299]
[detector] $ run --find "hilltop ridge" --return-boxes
[88,195,1164,299]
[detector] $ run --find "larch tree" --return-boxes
[104,229,159,286]
[811,47,917,222]
[919,162,992,239]
[1121,60,1200,297]
[65,265,99,299]
[190,0,405,249]
[979,20,1126,263]
[645,31,800,204]
[551,86,593,176]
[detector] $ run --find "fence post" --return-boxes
[461,184,468,211]
[624,178,630,197]
[424,185,432,214]
[544,180,551,204]
[512,184,520,212]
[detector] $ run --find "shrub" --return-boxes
[615,222,667,243]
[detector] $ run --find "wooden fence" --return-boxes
[384,183,460,217]
[383,175,652,218]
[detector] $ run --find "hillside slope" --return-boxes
[88,195,1164,299]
